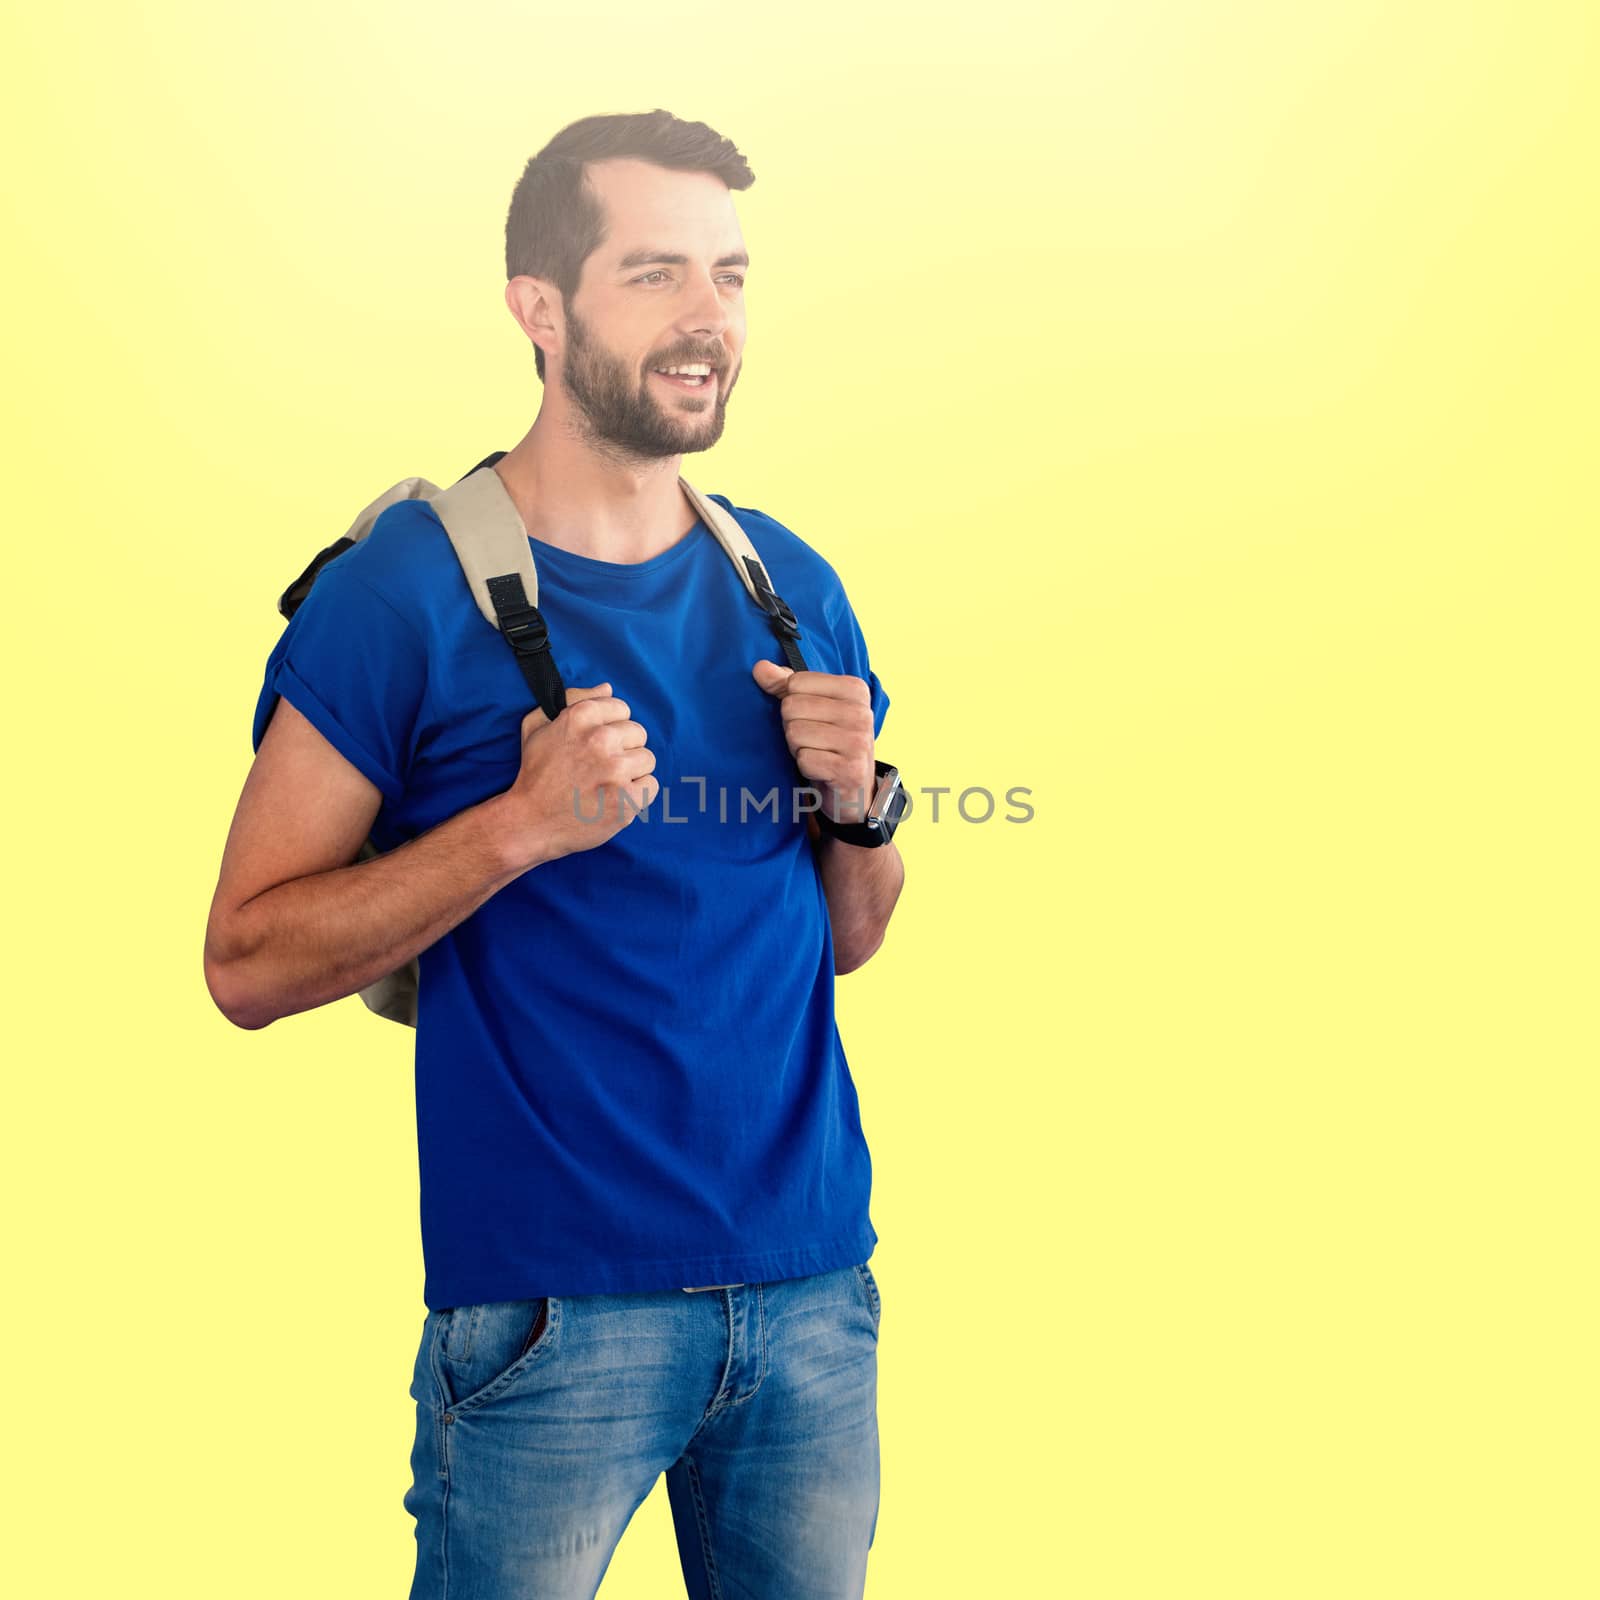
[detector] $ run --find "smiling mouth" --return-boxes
[651,367,719,392]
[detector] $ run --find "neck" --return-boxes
[492,410,699,565]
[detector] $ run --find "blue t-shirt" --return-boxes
[251,481,890,1309]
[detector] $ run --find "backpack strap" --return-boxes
[676,479,810,672]
[279,475,439,620]
[450,456,811,676]
[316,456,807,724]
[427,463,569,722]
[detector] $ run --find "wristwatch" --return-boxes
[815,759,907,848]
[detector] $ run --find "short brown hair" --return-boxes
[505,110,756,381]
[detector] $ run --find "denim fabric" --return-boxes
[404,1262,883,1598]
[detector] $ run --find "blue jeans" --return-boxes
[404,1262,883,1598]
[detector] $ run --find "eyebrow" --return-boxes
[615,248,750,272]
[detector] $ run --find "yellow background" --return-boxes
[4,2,1594,1594]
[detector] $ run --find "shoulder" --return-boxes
[704,494,852,626]
[319,495,460,623]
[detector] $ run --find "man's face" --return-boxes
[554,159,748,461]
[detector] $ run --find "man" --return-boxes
[204,109,903,1599]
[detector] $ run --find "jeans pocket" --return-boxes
[436,1296,559,1412]
[853,1262,882,1332]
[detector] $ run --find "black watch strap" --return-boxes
[815,759,906,848]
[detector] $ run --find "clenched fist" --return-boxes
[752,660,876,825]
[497,683,659,867]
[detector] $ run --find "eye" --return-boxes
[632,271,746,287]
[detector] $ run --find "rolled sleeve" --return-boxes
[251,556,427,804]
[865,664,889,741]
[830,586,891,740]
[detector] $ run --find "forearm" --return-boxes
[812,824,905,974]
[207,793,542,1030]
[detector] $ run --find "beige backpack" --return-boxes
[275,452,812,1029]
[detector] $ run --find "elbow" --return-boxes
[205,960,270,1031]
[835,931,885,977]
[203,933,276,1032]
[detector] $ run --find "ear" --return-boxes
[505,274,562,361]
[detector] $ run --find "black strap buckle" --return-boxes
[761,592,801,639]
[497,602,551,656]
[751,581,801,639]
[743,556,803,641]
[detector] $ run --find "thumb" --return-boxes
[752,660,793,696]
[521,682,611,732]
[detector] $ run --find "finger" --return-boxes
[779,700,873,743]
[780,718,866,756]
[571,693,633,725]
[780,671,870,706]
[778,691,872,727]
[606,718,650,750]
[527,683,620,730]
[610,744,657,780]
[619,773,661,822]
[796,752,871,791]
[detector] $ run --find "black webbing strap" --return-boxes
[456,452,567,721]
[486,572,568,722]
[743,555,809,672]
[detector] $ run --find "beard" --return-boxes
[558,302,738,463]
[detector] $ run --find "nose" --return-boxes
[676,267,732,342]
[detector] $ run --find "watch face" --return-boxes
[869,767,906,832]
[881,782,909,831]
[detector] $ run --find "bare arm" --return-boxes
[752,660,905,977]
[204,681,657,1031]
[809,816,905,975]
[205,795,535,1031]
[204,700,536,1030]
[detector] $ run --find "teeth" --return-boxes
[656,364,713,376]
